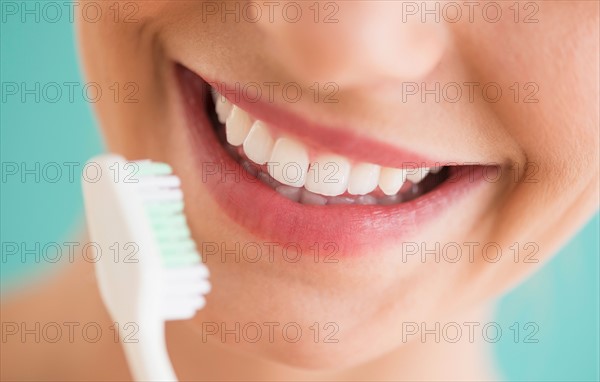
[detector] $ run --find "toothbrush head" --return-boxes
[82,154,210,326]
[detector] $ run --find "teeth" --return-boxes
[299,190,328,205]
[305,155,351,196]
[213,90,442,202]
[226,106,253,146]
[405,167,430,183]
[378,167,407,196]
[347,163,380,195]
[275,185,301,202]
[379,194,402,205]
[268,138,309,187]
[355,195,378,205]
[328,196,355,205]
[243,121,274,165]
[212,90,233,123]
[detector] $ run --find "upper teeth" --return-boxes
[213,91,435,198]
[268,137,309,187]
[226,105,253,146]
[213,89,233,124]
[243,120,274,165]
[305,154,351,196]
[378,167,408,196]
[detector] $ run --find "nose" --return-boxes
[256,1,448,87]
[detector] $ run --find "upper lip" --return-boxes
[203,77,465,169]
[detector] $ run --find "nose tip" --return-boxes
[257,1,448,87]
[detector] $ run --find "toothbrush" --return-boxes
[82,154,210,382]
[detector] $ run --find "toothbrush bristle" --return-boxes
[135,160,210,320]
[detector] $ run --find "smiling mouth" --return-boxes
[206,89,452,206]
[175,63,493,253]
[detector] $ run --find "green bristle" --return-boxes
[155,225,191,241]
[162,253,200,267]
[158,239,198,266]
[146,201,185,217]
[151,220,199,268]
[158,239,196,255]
[139,161,199,269]
[137,161,173,177]
[150,214,186,229]
[154,224,190,241]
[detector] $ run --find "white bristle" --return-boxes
[163,294,207,307]
[164,264,209,280]
[142,188,184,201]
[161,265,210,320]
[163,276,206,291]
[159,238,196,252]
[138,175,181,189]
[164,279,211,296]
[163,296,206,320]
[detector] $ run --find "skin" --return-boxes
[2,1,598,380]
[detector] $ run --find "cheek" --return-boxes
[77,0,191,154]
[458,3,598,173]
[450,2,598,212]
[448,2,599,293]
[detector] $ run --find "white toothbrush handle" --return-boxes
[121,324,178,382]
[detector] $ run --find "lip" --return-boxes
[175,63,493,256]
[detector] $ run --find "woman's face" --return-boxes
[78,0,598,369]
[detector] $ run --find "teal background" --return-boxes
[1,0,103,287]
[1,2,598,381]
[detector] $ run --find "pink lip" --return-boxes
[204,79,447,169]
[175,64,490,256]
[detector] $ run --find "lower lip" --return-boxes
[175,64,491,257]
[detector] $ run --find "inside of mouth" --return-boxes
[204,86,451,206]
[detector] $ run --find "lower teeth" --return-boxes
[237,155,434,206]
